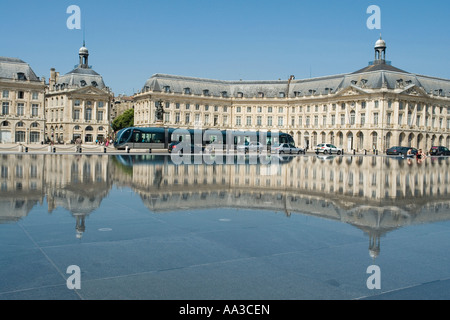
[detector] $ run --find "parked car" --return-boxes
[315,144,343,155]
[429,146,450,156]
[236,142,265,153]
[386,146,418,157]
[272,143,305,155]
[168,141,203,154]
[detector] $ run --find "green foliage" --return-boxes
[112,108,134,131]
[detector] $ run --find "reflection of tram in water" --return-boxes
[113,126,295,152]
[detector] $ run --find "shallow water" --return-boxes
[1,154,450,300]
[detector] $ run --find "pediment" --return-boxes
[70,86,108,96]
[335,85,369,97]
[398,84,428,97]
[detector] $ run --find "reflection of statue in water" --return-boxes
[156,100,164,121]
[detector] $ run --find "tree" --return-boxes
[112,108,134,132]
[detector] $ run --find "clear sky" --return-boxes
[1,0,449,96]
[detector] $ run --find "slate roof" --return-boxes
[0,56,40,82]
[142,61,450,99]
[56,66,106,90]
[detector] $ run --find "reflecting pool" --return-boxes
[1,154,450,300]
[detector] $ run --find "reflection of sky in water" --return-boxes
[1,154,450,300]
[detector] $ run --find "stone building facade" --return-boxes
[133,38,450,152]
[0,57,46,144]
[45,44,113,144]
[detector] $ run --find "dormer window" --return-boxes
[278,92,285,98]
[237,92,244,98]
[203,89,210,96]
[221,91,228,98]
[17,73,26,81]
[80,80,87,87]
[258,92,264,98]
[91,81,98,87]
[164,86,171,93]
[294,91,301,97]
[184,87,191,95]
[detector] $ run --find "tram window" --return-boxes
[119,129,132,143]
[131,131,142,143]
[152,133,164,143]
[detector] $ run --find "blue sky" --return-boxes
[1,0,449,95]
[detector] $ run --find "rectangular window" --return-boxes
[32,92,39,100]
[306,116,310,126]
[97,111,103,121]
[2,102,9,115]
[236,116,241,126]
[185,113,190,124]
[17,103,24,116]
[17,91,24,99]
[278,117,283,126]
[331,115,335,125]
[398,114,403,125]
[416,115,421,127]
[374,113,379,125]
[340,114,345,125]
[85,108,92,121]
[73,109,80,120]
[267,116,272,126]
[361,113,366,126]
[195,104,200,110]
[246,116,252,126]
[374,100,379,108]
[257,116,262,126]
[32,104,39,117]
[268,107,272,113]
[98,101,104,108]
[175,113,180,124]
[186,104,190,110]
[74,100,81,107]
[298,116,302,126]
[236,107,241,113]
[204,114,209,124]
[314,115,319,126]
[2,90,9,98]
[322,116,327,126]
[176,103,180,109]
[223,115,228,125]
[386,113,391,125]
[164,113,170,123]
[247,107,251,113]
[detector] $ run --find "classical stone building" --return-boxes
[0,57,46,144]
[45,44,113,144]
[134,38,450,152]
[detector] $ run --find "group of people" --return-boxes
[407,148,427,161]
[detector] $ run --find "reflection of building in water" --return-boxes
[0,154,112,239]
[124,155,450,258]
[44,155,112,238]
[0,154,45,222]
